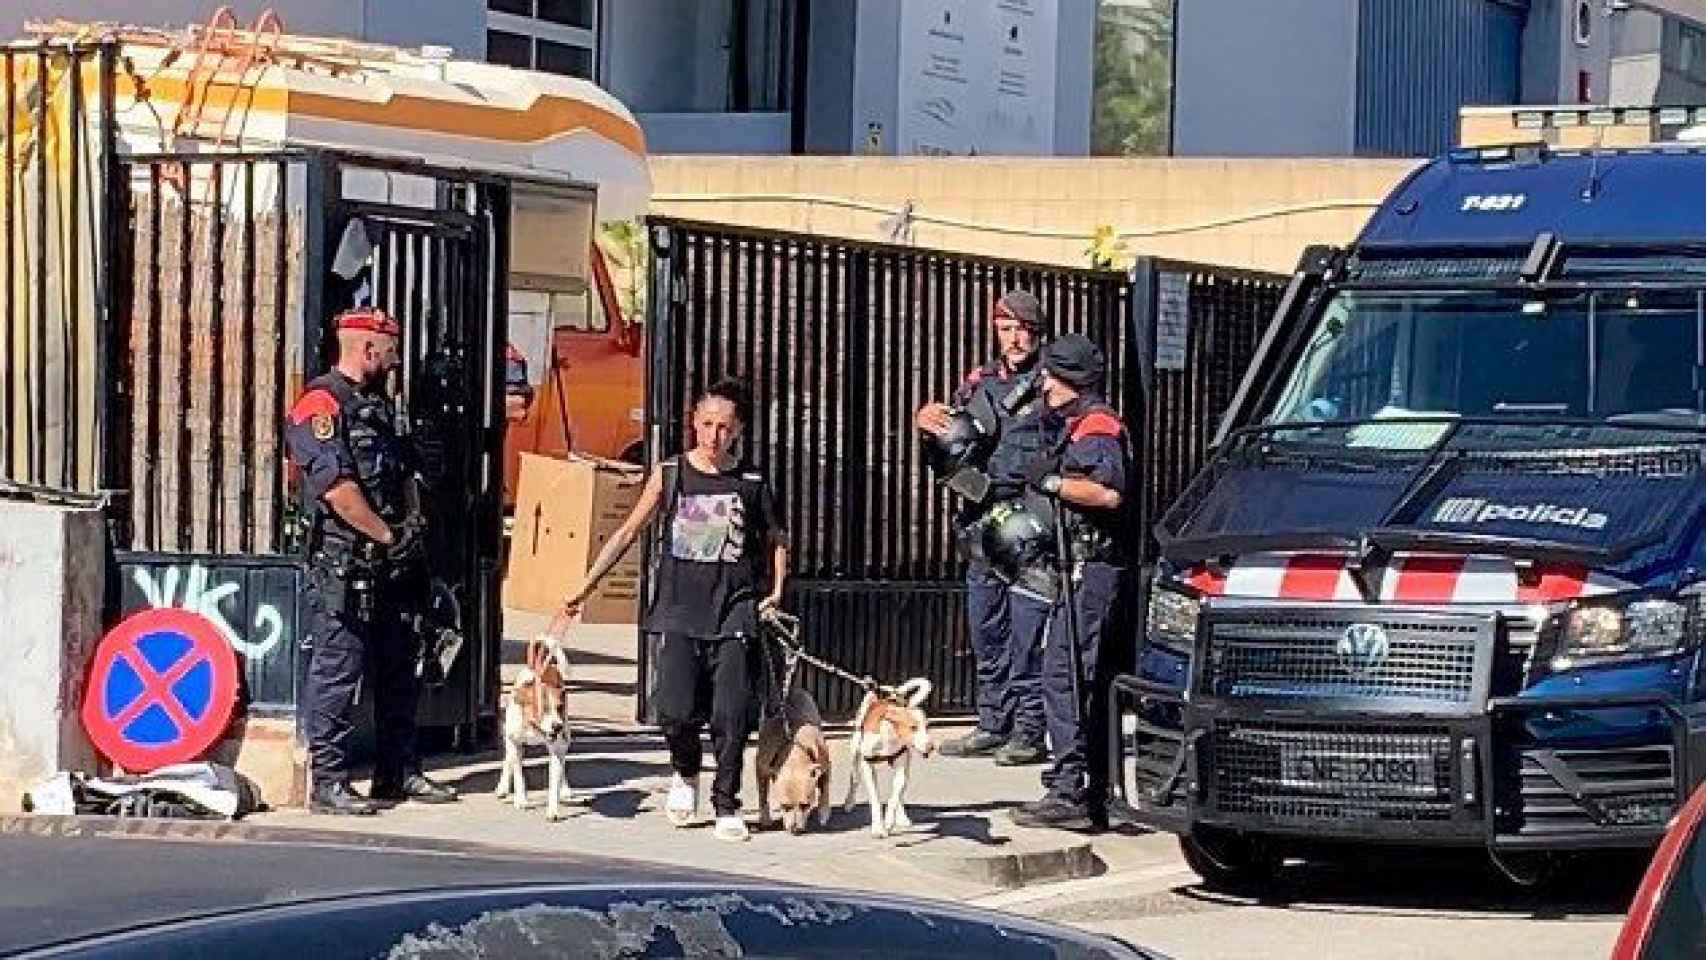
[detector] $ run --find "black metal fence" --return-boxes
[115,153,305,555]
[641,219,1126,720]
[1128,259,1289,560]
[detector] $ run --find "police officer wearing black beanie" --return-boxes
[1010,333,1129,830]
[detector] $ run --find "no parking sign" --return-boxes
[81,607,240,772]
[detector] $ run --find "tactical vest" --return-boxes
[964,362,1049,487]
[306,372,412,552]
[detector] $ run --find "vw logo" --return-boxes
[1338,623,1390,677]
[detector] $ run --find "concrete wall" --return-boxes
[0,502,105,813]
[804,0,860,153]
[639,113,793,154]
[1173,0,1361,156]
[1523,0,1613,103]
[845,0,1095,156]
[1053,0,1097,155]
[648,155,1419,273]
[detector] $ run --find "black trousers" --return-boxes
[303,577,420,787]
[653,633,759,817]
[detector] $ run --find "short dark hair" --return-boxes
[697,377,752,425]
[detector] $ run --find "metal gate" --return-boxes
[640,219,1136,720]
[0,48,514,737]
[104,152,511,736]
[640,219,1289,722]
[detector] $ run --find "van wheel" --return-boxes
[1179,828,1281,894]
[618,441,644,465]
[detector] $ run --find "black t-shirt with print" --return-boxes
[642,456,781,638]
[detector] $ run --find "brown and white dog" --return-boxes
[493,633,576,821]
[754,685,832,834]
[843,678,935,837]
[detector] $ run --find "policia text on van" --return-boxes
[1114,143,1706,890]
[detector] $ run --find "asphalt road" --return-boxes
[0,834,718,955]
[1001,845,1644,960]
[0,829,1642,959]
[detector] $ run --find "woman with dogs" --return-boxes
[561,378,789,842]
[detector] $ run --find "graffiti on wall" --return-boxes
[132,564,285,660]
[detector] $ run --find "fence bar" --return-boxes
[33,45,49,484]
[239,161,257,554]
[208,160,227,550]
[3,52,13,481]
[65,43,83,487]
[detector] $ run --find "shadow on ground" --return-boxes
[1171,849,1644,921]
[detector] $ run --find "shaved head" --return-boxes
[334,326,400,384]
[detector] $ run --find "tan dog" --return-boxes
[755,686,832,834]
[494,633,576,821]
[843,678,935,837]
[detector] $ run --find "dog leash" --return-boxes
[759,609,888,698]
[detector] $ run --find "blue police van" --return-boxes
[1116,131,1706,889]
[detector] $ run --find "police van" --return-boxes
[1117,108,1706,889]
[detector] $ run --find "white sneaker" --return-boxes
[714,815,750,842]
[665,774,698,827]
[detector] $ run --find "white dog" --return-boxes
[493,633,577,821]
[843,678,935,837]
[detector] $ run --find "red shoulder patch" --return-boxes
[963,366,985,387]
[288,388,340,425]
[1070,411,1125,442]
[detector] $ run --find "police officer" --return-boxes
[1009,334,1129,830]
[915,290,1051,766]
[285,307,458,815]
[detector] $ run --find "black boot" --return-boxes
[992,740,1048,766]
[310,780,379,816]
[1010,796,1095,831]
[370,772,458,805]
[939,730,1007,758]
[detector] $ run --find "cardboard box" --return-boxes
[504,453,646,623]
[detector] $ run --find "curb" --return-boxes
[915,840,1102,889]
[0,814,621,864]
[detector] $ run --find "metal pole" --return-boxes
[1052,500,1084,728]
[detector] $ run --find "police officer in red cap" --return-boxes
[916,289,1052,767]
[285,307,458,815]
[1009,333,1130,831]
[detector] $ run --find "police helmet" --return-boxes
[922,407,995,478]
[978,493,1058,586]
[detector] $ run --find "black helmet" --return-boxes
[922,407,995,478]
[978,494,1058,594]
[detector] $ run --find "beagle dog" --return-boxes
[843,678,935,837]
[494,633,576,821]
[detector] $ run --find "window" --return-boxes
[537,39,593,79]
[487,29,531,69]
[537,0,594,30]
[487,0,598,81]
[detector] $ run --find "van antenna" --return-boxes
[1583,125,1605,200]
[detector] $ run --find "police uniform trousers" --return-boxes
[1031,560,1122,806]
[303,572,421,786]
[967,564,1046,746]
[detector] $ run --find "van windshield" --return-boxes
[1268,290,1706,440]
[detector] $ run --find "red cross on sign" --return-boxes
[81,607,240,772]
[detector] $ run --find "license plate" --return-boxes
[1276,748,1439,795]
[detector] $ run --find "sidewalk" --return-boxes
[248,610,1183,900]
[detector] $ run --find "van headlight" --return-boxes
[1147,586,1201,650]
[1551,593,1697,670]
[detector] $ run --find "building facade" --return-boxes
[1,0,1096,156]
[1173,0,1706,158]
